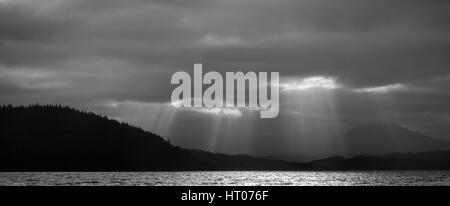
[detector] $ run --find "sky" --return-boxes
[1,0,450,156]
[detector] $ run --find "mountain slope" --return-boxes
[344,123,450,155]
[0,105,211,171]
[304,150,450,170]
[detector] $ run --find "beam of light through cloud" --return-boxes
[276,83,348,156]
[207,116,223,151]
[102,100,178,139]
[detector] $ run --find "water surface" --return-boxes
[1,171,449,186]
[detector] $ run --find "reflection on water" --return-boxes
[1,171,450,186]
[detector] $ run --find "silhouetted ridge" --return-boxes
[0,104,211,171]
[303,150,450,170]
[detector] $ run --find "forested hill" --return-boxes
[0,105,211,171]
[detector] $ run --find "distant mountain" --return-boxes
[192,149,450,170]
[266,123,450,163]
[303,150,450,170]
[344,123,450,155]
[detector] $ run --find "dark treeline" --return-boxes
[1,104,450,171]
[0,104,211,171]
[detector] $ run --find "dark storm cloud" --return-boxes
[0,5,66,42]
[1,0,449,84]
[0,0,448,94]
[288,0,450,31]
